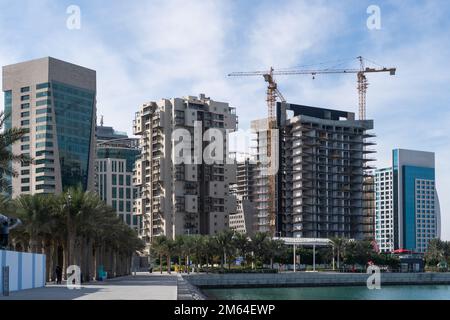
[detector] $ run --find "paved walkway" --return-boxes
[0,272,178,300]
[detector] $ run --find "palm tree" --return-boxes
[232,233,250,267]
[9,190,143,281]
[203,235,218,272]
[0,111,30,192]
[250,232,269,268]
[152,236,168,274]
[174,235,185,272]
[165,238,175,274]
[331,237,346,270]
[265,238,284,269]
[215,230,235,269]
[14,194,55,254]
[425,239,445,268]
[182,235,195,274]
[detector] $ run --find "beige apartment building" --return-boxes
[132,94,238,248]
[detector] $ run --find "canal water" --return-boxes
[204,285,450,300]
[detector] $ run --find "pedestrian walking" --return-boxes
[55,265,63,284]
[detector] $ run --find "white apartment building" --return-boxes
[375,168,394,252]
[133,94,237,248]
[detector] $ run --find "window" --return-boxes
[36,167,55,173]
[36,108,52,115]
[112,187,117,198]
[126,175,131,186]
[36,99,51,106]
[36,176,55,182]
[112,174,117,185]
[36,91,51,98]
[21,170,30,175]
[36,82,50,90]
[112,200,117,210]
[21,145,30,151]
[21,87,30,93]
[21,111,30,117]
[119,188,124,199]
[21,120,30,126]
[36,133,53,140]
[21,186,30,192]
[21,154,30,167]
[36,141,53,148]
[21,95,30,101]
[119,175,124,185]
[21,136,30,142]
[126,188,131,199]
[36,184,55,190]
[36,116,52,123]
[35,159,54,165]
[126,201,131,212]
[21,103,30,109]
[21,178,30,183]
[36,150,54,157]
[36,125,53,131]
[119,201,124,212]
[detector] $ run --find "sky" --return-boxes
[0,0,449,238]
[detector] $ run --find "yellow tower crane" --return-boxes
[228,56,396,120]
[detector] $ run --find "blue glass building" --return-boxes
[375,149,441,253]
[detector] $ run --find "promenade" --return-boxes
[0,272,178,300]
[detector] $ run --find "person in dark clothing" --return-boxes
[55,265,63,284]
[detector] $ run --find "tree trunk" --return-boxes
[337,249,340,270]
[63,242,69,279]
[167,255,171,274]
[44,240,52,282]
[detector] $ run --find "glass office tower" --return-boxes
[2,57,96,196]
[375,149,441,253]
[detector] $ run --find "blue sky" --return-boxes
[1,0,449,238]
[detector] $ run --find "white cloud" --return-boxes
[246,0,346,68]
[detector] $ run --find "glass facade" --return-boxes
[52,81,95,190]
[97,147,139,172]
[3,91,13,191]
[403,165,435,252]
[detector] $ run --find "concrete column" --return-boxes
[313,244,316,272]
[293,244,296,272]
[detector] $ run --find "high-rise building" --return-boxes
[95,123,141,231]
[251,118,276,234]
[235,158,257,202]
[2,57,96,196]
[375,149,441,253]
[133,94,237,248]
[252,103,375,239]
[229,158,257,236]
[374,167,394,252]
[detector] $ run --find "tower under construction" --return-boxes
[252,102,375,239]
